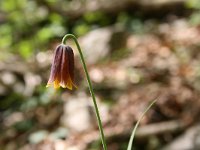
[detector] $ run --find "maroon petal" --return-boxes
[66,46,75,82]
[47,45,63,84]
[60,45,70,87]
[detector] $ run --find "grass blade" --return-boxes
[127,100,157,150]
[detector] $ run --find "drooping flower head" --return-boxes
[46,44,76,90]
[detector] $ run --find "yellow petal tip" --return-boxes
[46,84,50,88]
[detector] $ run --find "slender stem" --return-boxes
[62,34,107,150]
[127,99,157,150]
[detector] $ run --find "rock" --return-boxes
[79,26,128,65]
[139,0,187,6]
[24,72,41,96]
[61,93,94,133]
[4,112,24,127]
[28,130,49,144]
[50,0,188,21]
[61,93,110,133]
[54,140,68,150]
[1,71,16,85]
[79,27,112,65]
[162,125,200,150]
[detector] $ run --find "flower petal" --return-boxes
[46,44,77,90]
[60,46,70,88]
[47,45,63,85]
[66,46,75,82]
[54,78,60,89]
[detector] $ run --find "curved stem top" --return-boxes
[61,34,107,150]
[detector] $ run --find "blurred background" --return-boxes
[1,0,200,149]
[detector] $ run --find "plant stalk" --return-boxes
[62,34,107,150]
[127,99,157,150]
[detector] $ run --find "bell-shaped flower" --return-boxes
[46,44,76,90]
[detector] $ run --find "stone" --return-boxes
[79,26,128,64]
[61,93,94,133]
[162,125,200,150]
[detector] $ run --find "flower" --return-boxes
[46,44,76,90]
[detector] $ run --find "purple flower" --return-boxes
[46,44,76,90]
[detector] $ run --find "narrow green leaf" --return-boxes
[127,99,157,150]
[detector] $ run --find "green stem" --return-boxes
[62,34,107,150]
[127,99,157,150]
